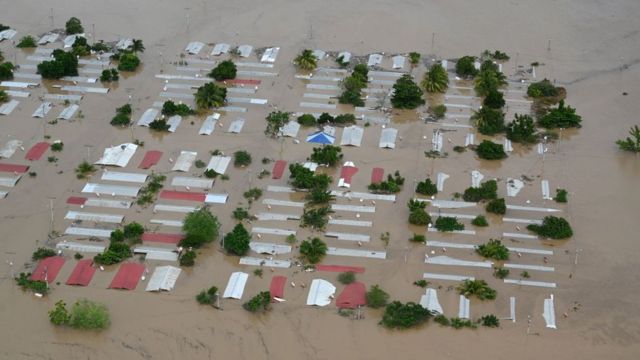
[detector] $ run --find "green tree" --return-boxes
[616,125,640,152]
[458,279,497,300]
[527,79,558,98]
[486,198,506,215]
[294,49,318,70]
[366,285,389,308]
[161,100,193,116]
[435,216,464,232]
[0,62,15,81]
[196,286,218,305]
[526,216,573,239]
[476,239,509,260]
[223,223,251,256]
[297,113,317,127]
[338,271,356,284]
[181,208,220,248]
[474,107,505,135]
[409,52,421,66]
[49,300,71,326]
[455,56,478,78]
[0,89,8,104]
[195,82,227,110]
[243,291,271,313]
[416,178,438,196]
[538,100,582,128]
[474,68,505,96]
[305,187,335,205]
[131,39,145,54]
[555,189,568,203]
[148,119,170,131]
[301,206,333,230]
[37,50,78,79]
[65,17,84,34]
[480,314,500,327]
[232,207,250,221]
[69,299,110,329]
[483,89,505,109]
[234,150,252,167]
[317,112,334,125]
[381,301,433,329]
[179,250,196,266]
[264,110,289,137]
[117,53,140,71]
[209,60,237,81]
[299,237,328,264]
[421,63,448,93]
[506,114,537,143]
[16,35,37,48]
[472,215,489,227]
[309,145,343,166]
[391,74,425,109]
[93,242,132,265]
[409,208,431,226]
[32,247,56,260]
[476,140,507,160]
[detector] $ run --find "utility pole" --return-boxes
[49,198,54,233]
[50,8,54,28]
[92,23,96,41]
[547,39,551,51]
[431,33,435,53]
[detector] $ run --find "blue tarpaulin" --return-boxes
[306,131,335,144]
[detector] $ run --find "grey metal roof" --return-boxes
[223,272,248,299]
[249,242,292,255]
[237,45,253,58]
[172,151,197,172]
[204,193,228,204]
[206,155,231,174]
[199,114,220,135]
[392,55,406,69]
[167,115,182,133]
[250,227,296,236]
[57,104,80,120]
[64,211,124,224]
[367,54,383,67]
[227,118,245,133]
[145,266,182,291]
[280,121,300,138]
[101,170,148,183]
[260,47,280,63]
[171,176,213,189]
[137,108,160,126]
[0,175,21,187]
[340,125,364,146]
[56,241,106,253]
[64,227,113,238]
[38,33,59,45]
[211,43,230,56]
[82,183,141,197]
[0,100,20,116]
[0,140,22,158]
[378,127,398,149]
[239,257,291,268]
[94,143,138,167]
[185,41,205,55]
[61,85,109,94]
[326,247,386,259]
[32,102,53,118]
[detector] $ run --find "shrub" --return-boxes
[429,104,447,119]
[204,169,216,178]
[309,145,342,166]
[368,171,404,194]
[16,273,48,294]
[416,178,437,196]
[455,56,478,78]
[223,223,251,256]
[74,253,83,260]
[476,140,507,160]
[253,268,263,278]
[366,285,390,308]
[381,301,433,329]
[506,114,537,143]
[457,279,497,300]
[264,111,290,137]
[421,63,448,93]
[616,125,640,152]
[480,314,500,327]
[476,239,509,261]
[294,49,318,70]
[538,100,582,128]
[520,271,530,278]
[409,208,431,226]
[527,79,559,98]
[0,62,13,81]
[49,300,71,325]
[93,242,132,265]
[434,314,450,326]
[181,208,220,248]
[299,237,328,264]
[450,317,477,329]
[208,60,237,81]
[474,107,505,135]
[339,67,368,107]
[409,52,421,65]
[409,234,426,243]
[0,89,9,103]
[69,299,110,329]
[333,113,356,125]
[136,173,166,206]
[526,216,573,239]
[462,180,498,202]
[413,280,429,288]
[117,53,140,71]
[243,187,262,202]
[317,112,334,125]
[435,217,464,232]
[286,234,297,244]
[37,50,78,79]
[161,100,194,116]
[234,150,252,167]
[297,113,317,126]
[17,35,37,48]
[196,286,218,305]
[65,17,84,34]
[179,250,196,266]
[486,198,506,215]
[195,82,227,110]
[232,207,250,221]
[493,267,509,279]
[483,90,505,109]
[391,74,425,109]
[338,271,356,284]
[555,189,568,203]
[472,215,489,227]
[149,119,170,131]
[51,142,64,152]
[75,161,96,179]
[289,163,332,190]
[32,247,56,261]
[301,206,333,230]
[243,291,271,313]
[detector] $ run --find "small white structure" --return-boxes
[211,43,231,56]
[337,51,351,63]
[237,45,253,58]
[471,170,484,188]
[261,47,280,63]
[38,33,59,45]
[506,178,525,197]
[0,29,17,41]
[115,38,133,50]
[199,113,220,135]
[392,55,406,69]
[166,115,182,133]
[420,288,443,314]
[206,155,231,174]
[32,102,53,118]
[541,179,551,199]
[95,143,138,167]
[82,183,141,197]
[145,266,181,292]
[57,104,80,120]
[367,54,383,67]
[340,126,364,147]
[504,138,513,152]
[436,172,450,192]
[458,295,471,319]
[0,100,20,116]
[543,294,557,329]
[379,127,398,149]
[185,41,205,55]
[63,34,84,48]
[228,118,245,133]
[172,151,197,172]
[0,175,21,187]
[280,121,301,138]
[223,272,249,299]
[306,279,336,307]
[137,108,160,127]
[311,49,326,60]
[465,133,475,146]
[204,193,228,204]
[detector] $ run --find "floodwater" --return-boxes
[1,0,640,359]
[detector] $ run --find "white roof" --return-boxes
[0,100,20,116]
[262,198,305,208]
[150,219,183,227]
[251,227,296,236]
[420,288,443,314]
[379,127,398,148]
[38,33,59,45]
[204,193,228,204]
[331,204,376,213]
[153,204,198,213]
[255,212,300,221]
[0,29,17,40]
[266,185,294,193]
[367,54,383,67]
[392,55,406,69]
[543,294,557,328]
[237,45,253,58]
[64,211,124,224]
[261,47,280,63]
[328,219,372,227]
[145,266,182,291]
[84,198,132,209]
[82,183,141,197]
[337,51,351,63]
[115,38,133,50]
[458,295,470,319]
[199,113,220,135]
[95,143,138,167]
[185,41,205,55]
[326,247,386,259]
[172,151,197,172]
[60,85,109,94]
[0,140,22,159]
[137,108,160,126]
[0,190,7,198]
[167,115,182,133]
[302,162,318,172]
[504,279,557,288]
[223,272,249,299]
[239,257,291,268]
[423,273,475,282]
[1,81,41,88]
[206,155,231,174]
[64,227,112,238]
[171,176,213,189]
[0,175,21,187]
[228,118,245,133]
[211,43,231,56]
[101,170,148,183]
[6,90,30,98]
[340,126,364,146]
[311,49,326,60]
[63,34,84,48]
[32,102,53,118]
[325,232,370,242]
[57,104,80,120]
[134,246,179,261]
[249,242,292,255]
[425,255,493,268]
[322,125,336,137]
[306,279,336,307]
[471,170,484,188]
[280,121,300,138]
[436,172,449,192]
[56,241,106,253]
[331,190,396,202]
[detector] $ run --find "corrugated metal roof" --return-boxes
[0,190,8,198]
[6,90,29,98]
[57,104,80,120]
[543,295,557,328]
[185,41,205,55]
[423,273,475,282]
[101,170,148,183]
[331,190,395,202]
[425,255,492,268]
[63,34,84,48]
[255,212,300,221]
[150,219,183,227]
[261,47,280,63]
[379,127,398,148]
[56,241,106,253]
[160,190,206,202]
[367,54,383,67]
[198,113,220,135]
[109,263,145,290]
[137,108,160,126]
[206,155,231,174]
[262,198,305,208]
[251,227,296,236]
[64,211,124,224]
[172,151,197,172]
[237,45,253,58]
[0,175,21,187]
[167,115,182,133]
[239,257,291,268]
[340,126,364,146]
[95,143,138,167]
[420,288,443,314]
[311,49,325,60]
[211,43,230,56]
[38,33,59,45]
[64,227,113,238]
[171,176,213,189]
[266,185,294,193]
[13,72,41,80]
[328,219,372,227]
[458,295,470,319]
[227,118,245,133]
[0,140,23,159]
[139,150,163,169]
[61,85,109,94]
[392,55,406,69]
[153,204,198,213]
[82,183,141,197]
[31,256,65,283]
[249,242,292,255]
[223,272,249,299]
[306,279,336,306]
[280,121,300,137]
[204,193,228,204]
[134,246,179,261]
[115,38,133,50]
[66,259,97,286]
[145,266,181,291]
[32,102,53,118]
[45,94,84,101]
[326,247,386,259]
[325,232,370,242]
[0,29,17,40]
[504,279,556,288]
[331,204,375,213]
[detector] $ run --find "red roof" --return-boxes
[159,190,206,202]
[109,263,145,290]
[340,166,358,184]
[138,150,163,169]
[226,79,261,85]
[371,168,384,184]
[336,282,367,309]
[66,259,96,286]
[25,142,50,161]
[66,196,87,205]
[269,275,287,300]
[0,163,30,173]
[30,256,65,283]
[141,232,185,244]
[272,160,287,179]
[315,264,365,273]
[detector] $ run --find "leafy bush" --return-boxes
[93,242,132,265]
[149,119,170,131]
[49,300,71,325]
[264,110,290,137]
[338,271,356,284]
[309,145,342,166]
[616,125,640,152]
[410,234,426,243]
[196,286,218,305]
[368,171,404,194]
[181,208,220,248]
[243,291,271,313]
[17,35,37,48]
[538,100,582,128]
[195,82,227,110]
[421,63,448,93]
[32,247,56,261]
[65,17,84,34]
[455,56,478,78]
[381,301,433,329]
[434,314,450,326]
[0,62,14,81]
[75,161,96,179]
[555,189,568,203]
[299,237,328,264]
[223,223,251,256]
[203,169,216,178]
[339,66,368,107]
[243,187,262,202]
[0,89,9,103]
[520,271,530,278]
[483,89,505,109]
[506,114,537,143]
[486,198,506,215]
[117,53,140,71]
[301,206,333,230]
[294,49,318,70]
[208,60,237,81]
[136,173,166,206]
[480,314,500,327]
[476,140,507,160]
[416,178,437,196]
[16,273,48,294]
[457,279,497,300]
[391,74,425,109]
[429,104,447,119]
[289,163,332,190]
[179,250,196,266]
[333,113,357,126]
[69,299,110,329]
[527,79,559,98]
[526,216,573,239]
[462,180,498,202]
[450,317,477,329]
[161,100,194,116]
[472,215,489,227]
[232,207,250,221]
[476,239,509,260]
[297,113,317,126]
[474,107,505,135]
[234,150,252,167]
[413,280,429,288]
[366,285,390,308]
[409,208,431,226]
[110,103,132,126]
[435,217,464,232]
[409,52,421,65]
[51,142,64,152]
[305,187,335,205]
[493,267,509,279]
[253,268,263,277]
[37,50,78,79]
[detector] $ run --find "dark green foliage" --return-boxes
[335,54,349,67]
[484,50,510,61]
[455,56,478,78]
[435,217,464,232]
[181,208,220,248]
[234,150,252,167]
[136,173,166,206]
[421,63,449,93]
[474,107,505,135]
[301,206,333,230]
[408,200,425,213]
[69,299,110,329]
[309,145,343,166]
[458,279,497,300]
[409,52,421,65]
[538,100,582,128]
[429,104,447,119]
[243,187,262,202]
[195,159,206,168]
[476,239,509,260]
[37,50,78,79]
[65,17,84,34]
[413,280,429,288]
[527,216,573,239]
[506,114,537,143]
[474,64,507,97]
[93,242,132,265]
[0,89,8,103]
[472,215,489,227]
[117,53,140,71]
[409,208,431,226]
[203,169,216,178]
[196,286,218,305]
[243,291,271,313]
[480,314,500,327]
[339,89,364,107]
[223,223,251,256]
[179,250,196,266]
[111,113,130,126]
[161,100,194,116]
[380,301,433,329]
[0,62,13,80]
[75,161,96,179]
[294,49,318,70]
[366,285,390,308]
[317,112,334,125]
[338,271,356,284]
[494,267,509,279]
[339,66,368,107]
[131,39,145,53]
[299,237,328,264]
[450,317,477,329]
[100,69,119,82]
[463,180,498,202]
[483,90,505,109]
[391,74,425,109]
[32,247,56,261]
[111,222,144,244]
[232,207,250,221]
[486,198,506,215]
[149,119,170,131]
[71,37,90,57]
[520,271,530,278]
[555,189,568,203]
[297,113,317,126]
[368,171,405,194]
[91,41,110,52]
[16,273,48,294]
[434,314,450,326]
[527,79,559,98]
[264,110,290,137]
[410,234,426,243]
[49,300,71,325]
[17,35,37,48]
[253,268,263,277]
[74,253,84,260]
[195,82,227,109]
[616,125,640,152]
[0,24,9,32]
[288,164,332,191]
[208,60,237,81]
[305,187,335,205]
[333,113,356,125]
[476,140,507,160]
[415,178,437,196]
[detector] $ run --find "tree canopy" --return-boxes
[223,223,251,256]
[309,145,343,166]
[299,237,328,264]
[339,65,368,107]
[415,178,438,196]
[458,279,497,300]
[421,63,448,93]
[486,198,506,215]
[16,35,37,48]
[455,56,478,78]
[0,62,14,81]
[181,208,220,248]
[194,82,227,110]
[391,74,425,109]
[527,79,559,98]
[474,107,505,135]
[366,285,389,308]
[381,301,433,329]
[294,49,318,70]
[526,216,573,239]
[476,239,509,260]
[65,17,84,34]
[616,125,640,152]
[117,53,140,71]
[476,140,507,160]
[506,114,537,143]
[37,49,78,79]
[483,89,505,109]
[209,60,237,81]
[463,180,498,202]
[538,100,582,128]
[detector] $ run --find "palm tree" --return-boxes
[294,49,318,71]
[131,39,145,54]
[616,125,640,152]
[474,69,507,96]
[299,237,328,264]
[194,82,227,110]
[421,63,448,93]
